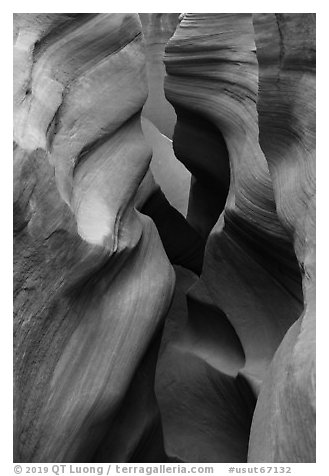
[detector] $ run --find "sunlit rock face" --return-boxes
[159,13,314,463]
[13,13,175,462]
[14,12,315,465]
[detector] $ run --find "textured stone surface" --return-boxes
[14,12,316,464]
[141,117,190,216]
[139,13,191,218]
[14,13,174,462]
[139,13,179,139]
[248,13,316,463]
[160,13,313,462]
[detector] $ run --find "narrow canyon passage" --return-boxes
[13,13,315,464]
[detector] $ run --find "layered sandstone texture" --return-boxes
[14,13,175,462]
[248,13,316,462]
[14,12,315,464]
[157,13,315,463]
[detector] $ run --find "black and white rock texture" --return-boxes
[14,13,175,462]
[160,12,315,463]
[13,12,315,463]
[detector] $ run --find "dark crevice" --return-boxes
[172,105,231,239]
[46,99,63,152]
[141,188,206,276]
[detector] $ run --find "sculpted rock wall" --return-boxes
[159,13,314,462]
[13,12,316,464]
[139,13,179,139]
[138,13,205,274]
[139,13,192,220]
[248,13,316,462]
[14,13,175,462]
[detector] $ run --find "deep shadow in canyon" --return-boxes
[13,13,315,464]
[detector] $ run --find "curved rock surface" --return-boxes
[141,117,190,216]
[248,13,316,463]
[160,13,313,462]
[14,12,316,464]
[139,13,179,139]
[14,13,175,462]
[139,14,192,220]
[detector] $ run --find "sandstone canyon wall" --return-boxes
[139,13,192,218]
[13,12,315,464]
[248,13,316,462]
[157,12,315,463]
[139,13,179,139]
[14,13,175,462]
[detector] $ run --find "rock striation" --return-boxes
[248,13,316,462]
[159,13,314,462]
[14,13,175,462]
[14,12,316,464]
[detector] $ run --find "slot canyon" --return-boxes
[13,13,315,463]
